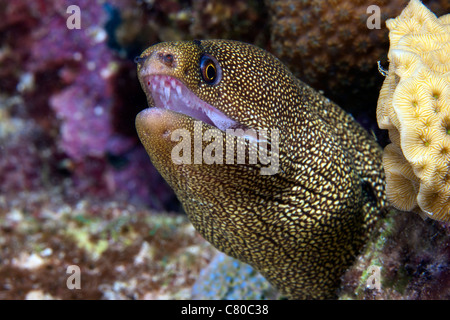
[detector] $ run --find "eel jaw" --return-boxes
[140,74,239,131]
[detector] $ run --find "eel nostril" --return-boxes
[159,52,175,67]
[134,56,147,65]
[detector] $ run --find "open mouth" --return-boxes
[145,75,238,131]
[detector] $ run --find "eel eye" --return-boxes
[200,54,221,85]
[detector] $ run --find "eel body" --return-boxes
[135,39,387,299]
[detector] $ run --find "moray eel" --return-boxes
[135,39,387,299]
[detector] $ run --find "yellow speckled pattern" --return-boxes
[136,40,387,299]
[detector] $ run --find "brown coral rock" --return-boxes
[266,0,449,115]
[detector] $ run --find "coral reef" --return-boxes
[340,210,450,299]
[266,0,449,135]
[189,0,268,46]
[110,0,269,55]
[336,1,450,299]
[267,0,392,87]
[377,0,450,222]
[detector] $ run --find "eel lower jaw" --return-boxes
[141,74,240,131]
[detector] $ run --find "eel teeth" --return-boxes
[164,86,170,100]
[146,74,238,131]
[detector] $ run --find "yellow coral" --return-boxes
[377,0,450,222]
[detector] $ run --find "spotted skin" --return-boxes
[135,40,387,299]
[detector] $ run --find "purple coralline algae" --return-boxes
[0,0,176,208]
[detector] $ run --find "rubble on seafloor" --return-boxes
[1,187,448,299]
[0,188,216,299]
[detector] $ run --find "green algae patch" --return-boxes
[66,224,109,261]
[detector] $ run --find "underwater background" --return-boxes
[0,0,449,299]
